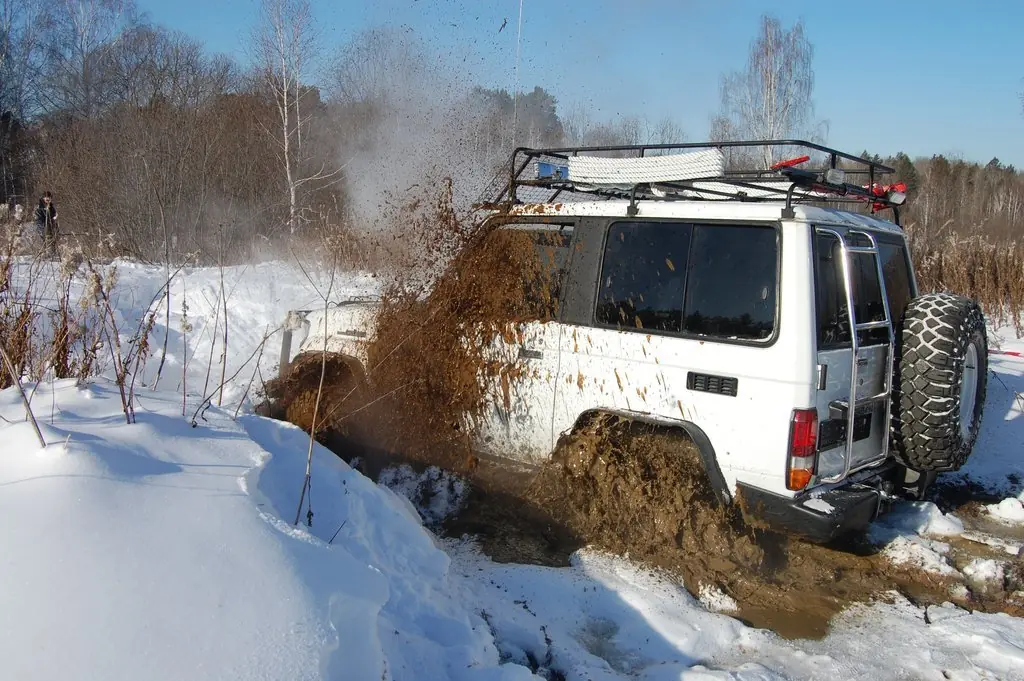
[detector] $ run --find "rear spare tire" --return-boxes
[893,293,987,472]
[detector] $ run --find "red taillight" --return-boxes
[787,408,818,491]
[790,409,817,457]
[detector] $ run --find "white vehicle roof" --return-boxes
[505,200,905,235]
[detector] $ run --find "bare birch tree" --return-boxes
[560,102,593,146]
[711,14,820,168]
[650,117,685,145]
[251,0,339,235]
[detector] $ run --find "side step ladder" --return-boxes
[818,229,896,484]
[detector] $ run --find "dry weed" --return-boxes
[908,231,1024,334]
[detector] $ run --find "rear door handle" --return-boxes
[519,347,544,360]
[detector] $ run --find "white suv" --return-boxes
[280,141,988,543]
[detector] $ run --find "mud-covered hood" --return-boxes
[294,299,381,363]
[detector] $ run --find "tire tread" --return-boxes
[891,293,987,472]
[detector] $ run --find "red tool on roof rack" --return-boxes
[769,155,810,170]
[867,182,908,213]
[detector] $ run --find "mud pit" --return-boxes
[523,414,1024,639]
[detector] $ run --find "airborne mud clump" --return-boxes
[263,352,367,440]
[528,415,765,576]
[266,180,561,473]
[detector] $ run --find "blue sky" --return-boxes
[137,0,1024,167]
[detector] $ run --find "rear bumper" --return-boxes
[737,476,893,544]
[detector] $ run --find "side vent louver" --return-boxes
[686,371,738,397]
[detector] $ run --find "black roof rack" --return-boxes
[484,140,904,225]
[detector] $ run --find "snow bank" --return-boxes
[963,558,1006,586]
[0,381,532,681]
[958,325,1024,494]
[697,584,739,615]
[881,536,959,577]
[448,543,753,680]
[987,497,1024,524]
[6,257,379,410]
[868,501,967,579]
[873,501,965,538]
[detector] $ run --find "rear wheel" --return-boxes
[892,293,987,473]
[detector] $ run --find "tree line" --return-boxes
[1,4,1020,264]
[0,0,591,262]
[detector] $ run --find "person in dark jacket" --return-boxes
[34,191,58,256]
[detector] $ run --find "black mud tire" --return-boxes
[892,293,987,472]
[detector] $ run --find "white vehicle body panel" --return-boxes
[293,301,380,368]
[473,320,563,462]
[552,324,812,496]
[292,200,906,502]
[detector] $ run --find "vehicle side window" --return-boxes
[483,225,572,323]
[596,222,691,332]
[815,234,888,348]
[595,221,778,341]
[524,228,572,321]
[878,242,913,325]
[684,224,777,340]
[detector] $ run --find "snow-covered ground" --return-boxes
[5,257,379,412]
[0,381,531,681]
[958,330,1024,497]
[2,260,1024,680]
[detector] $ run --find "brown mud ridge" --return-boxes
[263,184,1023,639]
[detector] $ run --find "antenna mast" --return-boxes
[511,0,524,146]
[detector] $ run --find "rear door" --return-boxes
[471,222,574,463]
[813,229,914,480]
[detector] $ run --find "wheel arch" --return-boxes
[283,349,371,390]
[567,408,733,506]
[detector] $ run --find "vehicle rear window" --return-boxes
[815,233,892,348]
[595,221,778,341]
